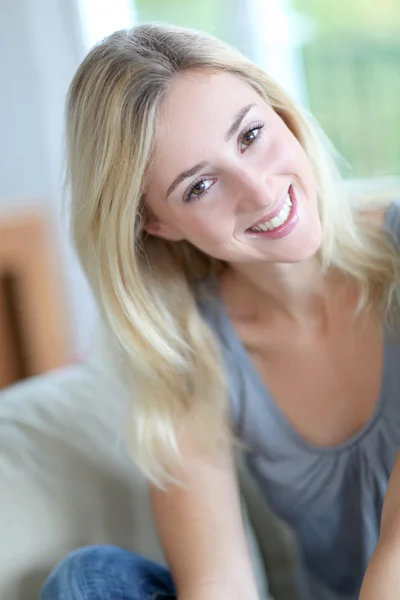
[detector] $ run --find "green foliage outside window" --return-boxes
[293,0,400,177]
[135,0,400,178]
[134,0,240,47]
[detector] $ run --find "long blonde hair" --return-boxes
[65,23,400,485]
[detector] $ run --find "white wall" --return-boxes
[243,0,310,107]
[0,0,135,357]
[0,0,307,356]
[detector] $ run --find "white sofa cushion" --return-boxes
[0,327,295,600]
[0,362,161,598]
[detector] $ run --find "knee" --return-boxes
[39,545,128,600]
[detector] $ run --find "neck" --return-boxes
[222,257,334,325]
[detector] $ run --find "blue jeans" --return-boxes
[39,545,176,599]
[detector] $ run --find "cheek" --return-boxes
[285,136,317,194]
[272,119,307,164]
[185,211,225,239]
[263,126,301,175]
[300,152,318,197]
[180,203,234,247]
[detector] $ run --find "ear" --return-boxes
[144,219,184,242]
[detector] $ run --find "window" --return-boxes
[293,0,400,177]
[134,0,305,109]
[134,0,240,48]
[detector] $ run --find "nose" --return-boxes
[234,167,279,214]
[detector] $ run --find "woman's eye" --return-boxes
[240,125,264,151]
[184,178,214,203]
[192,181,208,195]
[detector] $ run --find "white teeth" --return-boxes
[271,216,281,227]
[248,193,292,233]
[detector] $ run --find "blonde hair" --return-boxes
[65,23,400,485]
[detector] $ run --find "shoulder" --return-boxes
[192,276,232,348]
[348,176,400,232]
[384,200,400,237]
[357,200,400,237]
[193,276,220,324]
[192,277,245,431]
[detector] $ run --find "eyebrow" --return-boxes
[224,103,256,142]
[165,103,256,199]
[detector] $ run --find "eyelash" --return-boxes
[183,122,265,204]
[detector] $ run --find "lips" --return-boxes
[246,186,292,231]
[243,184,299,240]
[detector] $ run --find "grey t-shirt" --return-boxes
[195,201,400,600]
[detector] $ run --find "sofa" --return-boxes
[0,324,297,600]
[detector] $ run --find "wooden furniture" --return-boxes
[0,212,71,389]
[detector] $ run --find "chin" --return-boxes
[275,228,322,264]
[293,209,322,258]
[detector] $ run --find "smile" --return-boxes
[245,185,299,239]
[248,193,292,232]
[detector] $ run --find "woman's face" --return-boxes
[145,70,321,265]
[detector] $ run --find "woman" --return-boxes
[41,23,400,600]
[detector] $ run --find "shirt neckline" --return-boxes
[206,202,397,454]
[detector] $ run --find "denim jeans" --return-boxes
[39,545,176,600]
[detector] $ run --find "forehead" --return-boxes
[158,71,262,145]
[148,71,263,194]
[160,70,260,128]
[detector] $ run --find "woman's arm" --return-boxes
[150,434,260,600]
[360,447,400,599]
[359,535,400,599]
